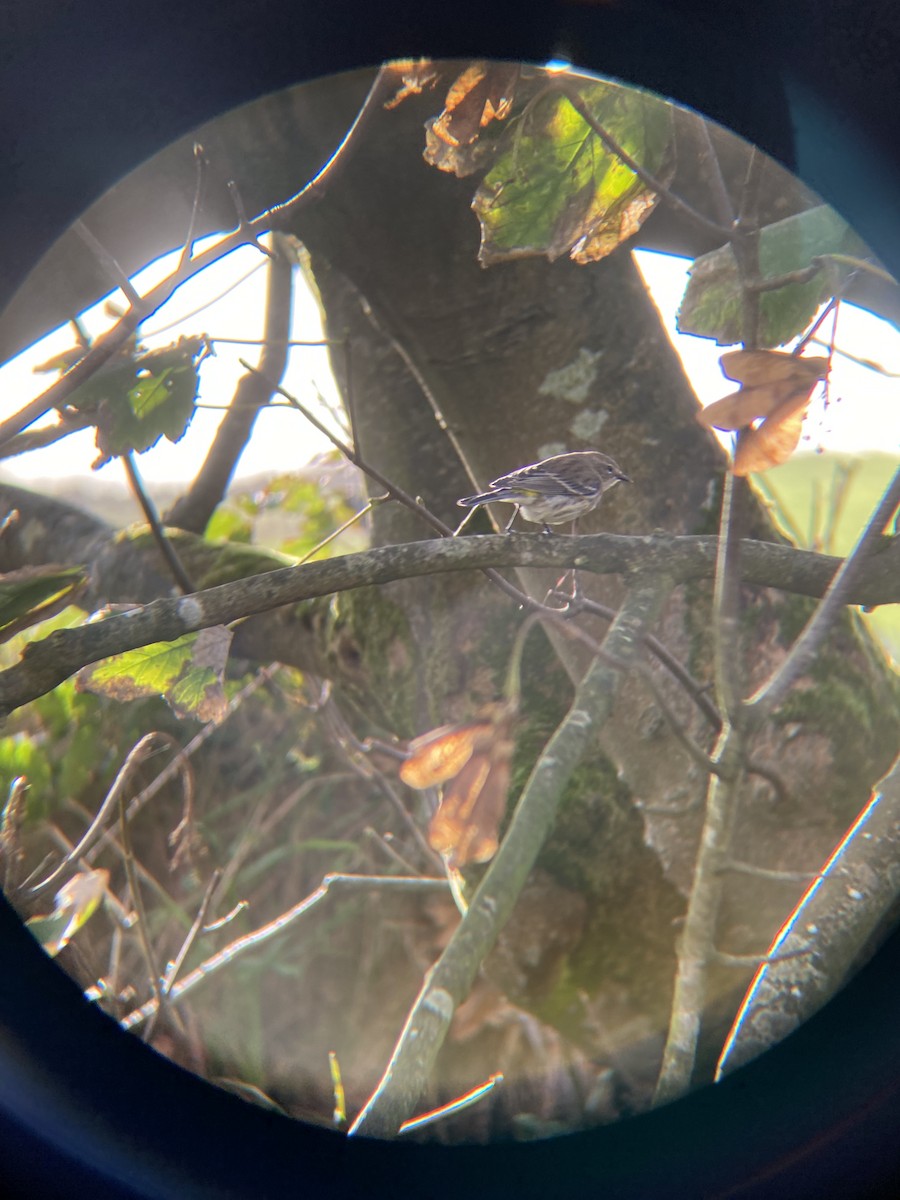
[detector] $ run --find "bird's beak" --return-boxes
[617,471,632,484]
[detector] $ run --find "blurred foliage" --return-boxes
[752,451,900,662]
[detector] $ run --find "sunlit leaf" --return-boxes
[26,868,109,956]
[0,565,85,638]
[204,507,254,544]
[471,82,671,265]
[0,738,52,812]
[678,206,865,347]
[76,626,232,722]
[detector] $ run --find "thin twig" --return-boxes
[724,860,822,883]
[691,118,734,226]
[119,874,450,1032]
[121,665,278,824]
[177,143,209,271]
[0,411,93,462]
[165,236,294,533]
[122,452,196,592]
[73,220,142,309]
[165,870,223,994]
[141,262,267,339]
[61,799,189,920]
[551,591,722,730]
[118,757,168,1040]
[26,732,178,898]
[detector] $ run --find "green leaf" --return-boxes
[472,82,672,266]
[26,869,109,956]
[0,566,85,636]
[76,626,233,722]
[0,736,52,814]
[678,206,867,348]
[77,337,205,465]
[205,507,254,544]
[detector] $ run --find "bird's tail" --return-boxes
[457,490,497,508]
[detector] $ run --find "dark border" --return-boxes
[2,3,900,1197]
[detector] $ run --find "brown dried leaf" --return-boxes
[698,350,829,474]
[401,701,516,868]
[734,405,807,475]
[720,349,829,389]
[699,350,829,432]
[431,62,519,148]
[400,723,487,789]
[383,59,439,110]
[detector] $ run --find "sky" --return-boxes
[0,242,898,490]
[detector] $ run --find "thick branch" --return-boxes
[1,531,897,719]
[716,752,900,1080]
[654,723,747,1103]
[164,237,294,533]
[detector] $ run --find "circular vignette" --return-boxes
[1,3,900,1198]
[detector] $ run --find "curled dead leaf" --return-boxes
[400,700,516,869]
[430,62,519,148]
[697,349,829,475]
[383,59,439,110]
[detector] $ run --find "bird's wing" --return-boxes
[491,461,593,497]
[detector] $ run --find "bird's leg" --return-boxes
[503,506,520,534]
[453,506,480,537]
[541,524,554,535]
[549,519,581,598]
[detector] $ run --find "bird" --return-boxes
[457,450,631,533]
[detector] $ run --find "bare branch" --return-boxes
[1,530,897,721]
[122,452,195,593]
[25,732,179,898]
[717,753,900,1080]
[165,236,295,533]
[654,722,746,1104]
[120,874,450,1033]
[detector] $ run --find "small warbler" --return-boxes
[457,450,630,533]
